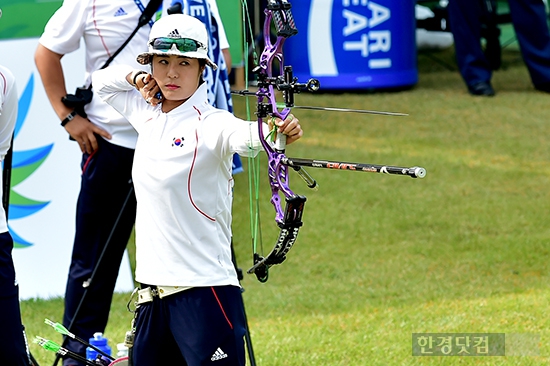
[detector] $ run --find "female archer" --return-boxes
[92,14,302,366]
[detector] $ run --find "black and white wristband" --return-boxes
[61,110,78,127]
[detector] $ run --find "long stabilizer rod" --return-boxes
[283,157,426,178]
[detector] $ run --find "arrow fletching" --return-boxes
[34,336,62,353]
[45,318,74,338]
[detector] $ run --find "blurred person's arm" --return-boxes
[34,44,111,154]
[222,49,232,73]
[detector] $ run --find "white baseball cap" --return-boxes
[137,14,217,70]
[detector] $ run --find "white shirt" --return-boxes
[92,65,266,287]
[38,0,230,149]
[0,65,18,234]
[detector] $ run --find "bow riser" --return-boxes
[254,5,301,224]
[267,153,288,223]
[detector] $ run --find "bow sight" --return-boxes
[254,65,320,117]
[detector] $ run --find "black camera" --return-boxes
[62,86,93,118]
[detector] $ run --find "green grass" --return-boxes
[22,47,550,365]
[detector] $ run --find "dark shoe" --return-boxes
[534,83,550,93]
[468,82,495,97]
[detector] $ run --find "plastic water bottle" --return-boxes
[86,332,112,363]
[116,343,129,358]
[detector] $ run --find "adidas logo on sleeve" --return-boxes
[114,7,128,17]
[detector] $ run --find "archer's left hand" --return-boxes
[272,114,303,144]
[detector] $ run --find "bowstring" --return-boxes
[241,0,264,265]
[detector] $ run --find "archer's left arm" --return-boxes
[220,113,303,157]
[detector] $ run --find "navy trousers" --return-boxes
[0,231,30,366]
[448,0,550,89]
[63,137,137,366]
[132,286,247,366]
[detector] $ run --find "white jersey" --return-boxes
[93,65,266,287]
[38,0,230,149]
[0,65,17,234]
